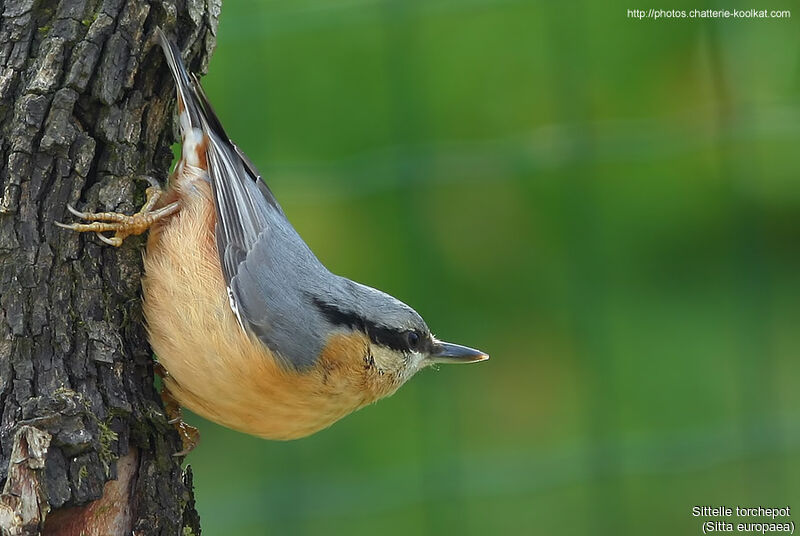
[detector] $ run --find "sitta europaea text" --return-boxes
[58,30,488,449]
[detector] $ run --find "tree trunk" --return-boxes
[0,0,219,534]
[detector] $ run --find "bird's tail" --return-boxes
[156,30,203,136]
[156,29,231,168]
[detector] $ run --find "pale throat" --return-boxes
[370,345,427,381]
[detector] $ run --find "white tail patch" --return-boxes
[181,119,205,169]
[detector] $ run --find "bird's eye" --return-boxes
[405,330,421,351]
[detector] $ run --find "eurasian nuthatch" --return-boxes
[58,30,488,447]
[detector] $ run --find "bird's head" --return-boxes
[312,278,488,387]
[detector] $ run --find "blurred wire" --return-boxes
[257,105,800,201]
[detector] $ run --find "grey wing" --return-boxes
[205,135,327,369]
[204,120,329,370]
[206,137,273,290]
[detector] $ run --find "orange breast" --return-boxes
[141,174,396,439]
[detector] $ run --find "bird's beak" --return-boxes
[429,340,489,364]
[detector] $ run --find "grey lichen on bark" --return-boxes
[0,0,220,534]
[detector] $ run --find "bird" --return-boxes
[57,29,488,449]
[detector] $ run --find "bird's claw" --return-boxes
[56,178,179,247]
[155,361,201,456]
[171,421,201,457]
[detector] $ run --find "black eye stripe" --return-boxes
[310,296,363,331]
[310,297,425,353]
[367,325,412,352]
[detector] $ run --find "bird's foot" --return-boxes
[56,176,180,247]
[154,362,200,457]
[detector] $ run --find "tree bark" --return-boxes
[0,0,219,534]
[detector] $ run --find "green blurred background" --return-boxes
[185,0,800,533]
